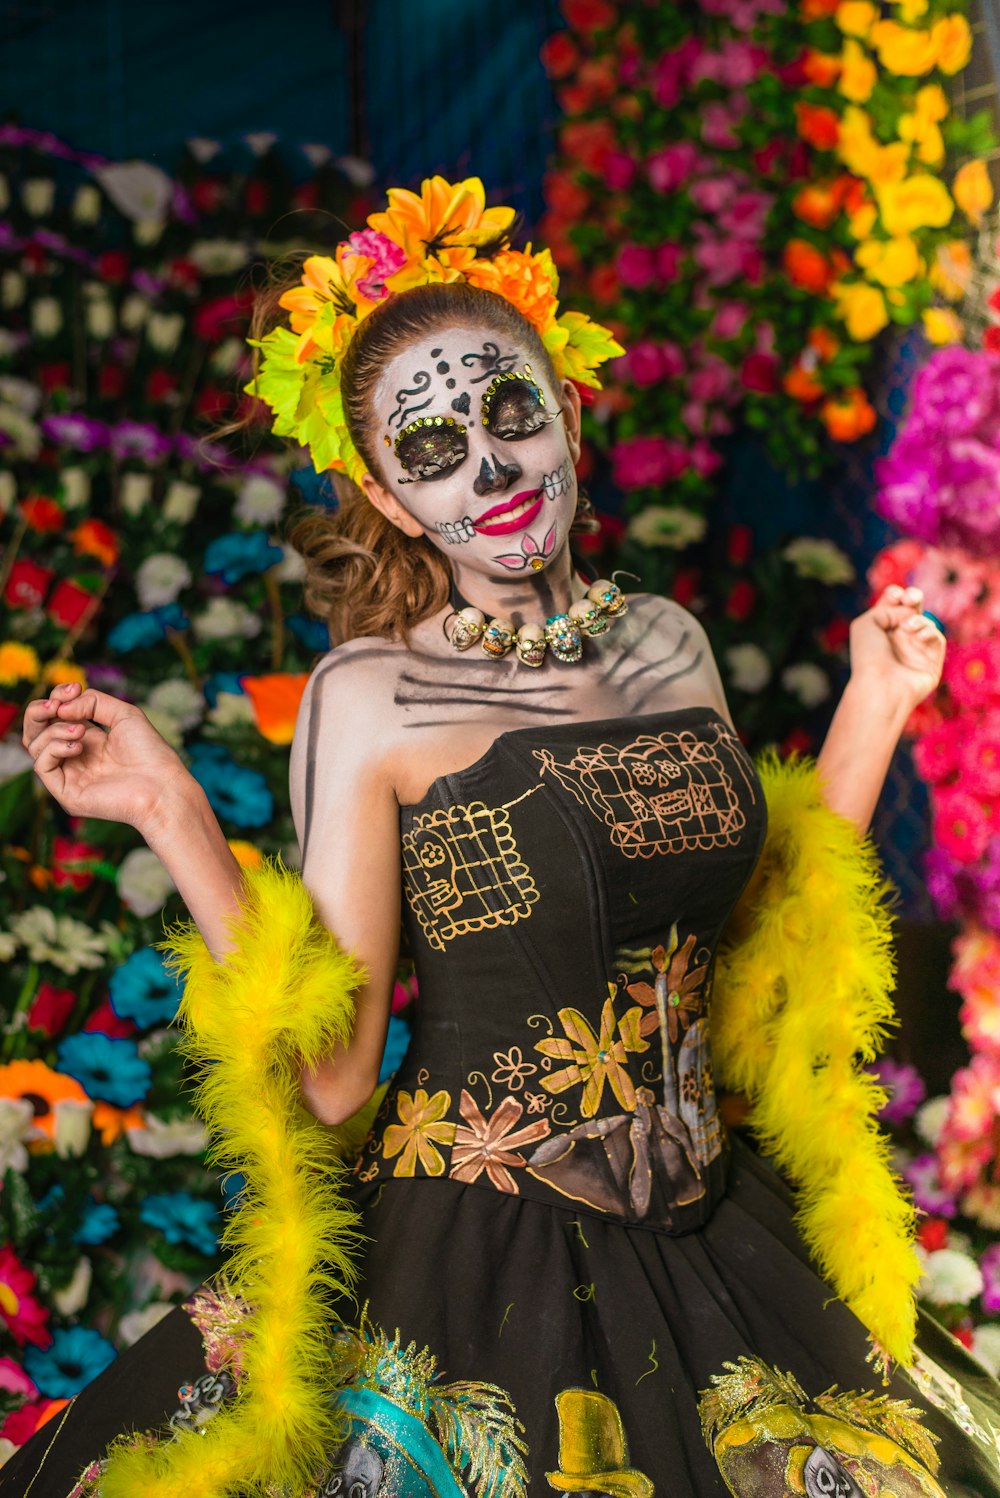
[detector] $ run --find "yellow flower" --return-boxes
[837,108,909,185]
[932,13,972,75]
[835,1,878,38]
[930,238,972,301]
[536,989,648,1119]
[369,176,517,292]
[921,306,963,344]
[855,235,923,286]
[898,84,948,167]
[0,641,40,686]
[869,19,938,75]
[278,249,375,363]
[876,173,954,234]
[888,0,928,19]
[838,39,877,103]
[952,159,993,225]
[847,203,880,240]
[833,282,890,340]
[227,840,263,871]
[42,660,86,687]
[382,1087,455,1177]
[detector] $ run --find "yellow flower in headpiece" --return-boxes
[369,176,517,290]
[279,248,376,362]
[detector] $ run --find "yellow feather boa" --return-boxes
[93,756,919,1495]
[712,753,920,1370]
[99,860,366,1497]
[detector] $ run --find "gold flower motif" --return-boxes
[382,1087,455,1178]
[450,1091,550,1193]
[536,989,648,1119]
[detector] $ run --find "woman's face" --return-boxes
[363,325,581,579]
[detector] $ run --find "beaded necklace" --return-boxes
[444,577,629,667]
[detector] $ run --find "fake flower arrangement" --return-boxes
[249,175,624,485]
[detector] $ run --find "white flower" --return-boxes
[0,329,18,358]
[193,598,262,641]
[30,296,62,338]
[0,1436,18,1466]
[971,1324,1000,1378]
[120,293,150,331]
[128,1114,209,1158]
[7,908,109,974]
[119,1301,173,1346]
[162,479,201,525]
[60,467,91,510]
[146,312,184,354]
[22,178,55,217]
[210,337,244,375]
[207,692,256,729]
[188,240,249,275]
[6,608,43,640]
[95,160,172,221]
[272,544,306,584]
[133,218,165,246]
[234,474,286,527]
[915,1095,951,1148]
[135,553,192,610]
[626,506,707,550]
[725,643,771,694]
[53,1099,94,1159]
[145,677,203,731]
[117,847,177,918]
[1,271,25,308]
[0,932,17,963]
[781,662,831,708]
[782,537,855,586]
[917,1247,984,1307]
[120,472,154,517]
[86,298,115,340]
[0,740,31,783]
[0,1099,39,1175]
[143,709,183,750]
[0,404,41,459]
[0,377,41,415]
[72,183,102,223]
[0,471,15,516]
[52,1256,92,1317]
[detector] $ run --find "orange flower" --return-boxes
[240,672,310,746]
[820,386,877,441]
[0,1060,88,1140]
[19,496,64,534]
[784,240,836,295]
[792,182,844,230]
[801,0,840,15]
[802,50,842,86]
[558,119,617,175]
[808,325,841,360]
[70,518,119,567]
[368,176,516,291]
[464,248,559,333]
[784,363,827,402]
[795,102,841,151]
[92,1102,145,1145]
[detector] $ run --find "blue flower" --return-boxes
[56,1033,151,1108]
[203,531,283,584]
[24,1326,117,1397]
[109,947,181,1028]
[288,612,330,653]
[140,1192,218,1256]
[75,1197,119,1246]
[378,1014,412,1085]
[289,467,338,510]
[187,742,274,829]
[202,671,246,708]
[107,603,188,653]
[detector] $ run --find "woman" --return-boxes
[5,178,999,1498]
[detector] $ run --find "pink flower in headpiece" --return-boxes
[344,230,406,301]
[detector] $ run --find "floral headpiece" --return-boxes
[247,175,623,486]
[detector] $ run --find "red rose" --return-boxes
[5,560,53,610]
[97,250,129,284]
[83,1000,135,1039]
[984,326,1000,356]
[191,177,225,213]
[38,363,71,393]
[917,1217,949,1253]
[194,294,247,343]
[818,617,851,654]
[781,728,814,756]
[587,264,620,304]
[562,0,616,29]
[672,568,702,609]
[146,368,177,403]
[52,835,102,892]
[27,983,76,1037]
[726,525,754,567]
[724,580,757,621]
[0,702,19,738]
[19,496,64,533]
[98,364,126,400]
[193,385,232,420]
[540,32,579,78]
[740,352,779,394]
[46,579,95,629]
[245,180,269,216]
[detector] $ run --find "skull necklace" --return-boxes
[444,577,629,668]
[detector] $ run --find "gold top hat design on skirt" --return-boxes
[546,1388,654,1498]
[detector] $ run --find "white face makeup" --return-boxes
[372,329,579,577]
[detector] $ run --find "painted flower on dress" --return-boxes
[382,1088,456,1177]
[626,928,708,1043]
[536,990,648,1118]
[449,1092,550,1193]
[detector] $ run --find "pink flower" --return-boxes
[658,341,686,379]
[689,175,741,213]
[932,786,991,864]
[945,639,1000,711]
[0,1357,36,1400]
[611,435,691,490]
[624,342,670,387]
[740,352,779,394]
[710,300,750,340]
[701,96,749,151]
[615,244,657,289]
[718,190,774,241]
[869,1059,926,1125]
[691,39,769,88]
[912,548,988,634]
[0,1246,51,1349]
[690,354,738,404]
[867,540,925,598]
[602,152,637,191]
[980,1242,1000,1314]
[912,717,963,784]
[962,723,1000,797]
[902,1153,957,1216]
[691,439,724,476]
[651,37,703,108]
[655,243,683,284]
[344,229,406,301]
[646,141,701,194]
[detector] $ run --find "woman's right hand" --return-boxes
[22,681,193,832]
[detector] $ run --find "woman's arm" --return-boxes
[816,584,945,833]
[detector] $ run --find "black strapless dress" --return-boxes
[3,709,999,1498]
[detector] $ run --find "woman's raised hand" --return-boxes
[22,681,193,833]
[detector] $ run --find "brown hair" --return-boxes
[245,275,596,646]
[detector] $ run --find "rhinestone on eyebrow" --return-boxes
[393,414,468,456]
[480,364,546,425]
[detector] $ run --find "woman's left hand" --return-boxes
[848,584,945,710]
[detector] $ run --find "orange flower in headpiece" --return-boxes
[240,672,310,745]
[464,247,560,334]
[279,248,376,362]
[369,176,517,290]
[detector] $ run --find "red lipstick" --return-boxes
[473,489,544,537]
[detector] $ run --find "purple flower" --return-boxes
[902,1153,958,1217]
[980,1242,1000,1313]
[870,1060,926,1125]
[41,413,109,452]
[910,347,999,438]
[109,421,172,464]
[924,845,962,921]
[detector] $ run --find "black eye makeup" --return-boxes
[481,365,555,441]
[393,414,468,482]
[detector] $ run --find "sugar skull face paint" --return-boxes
[370,329,580,579]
